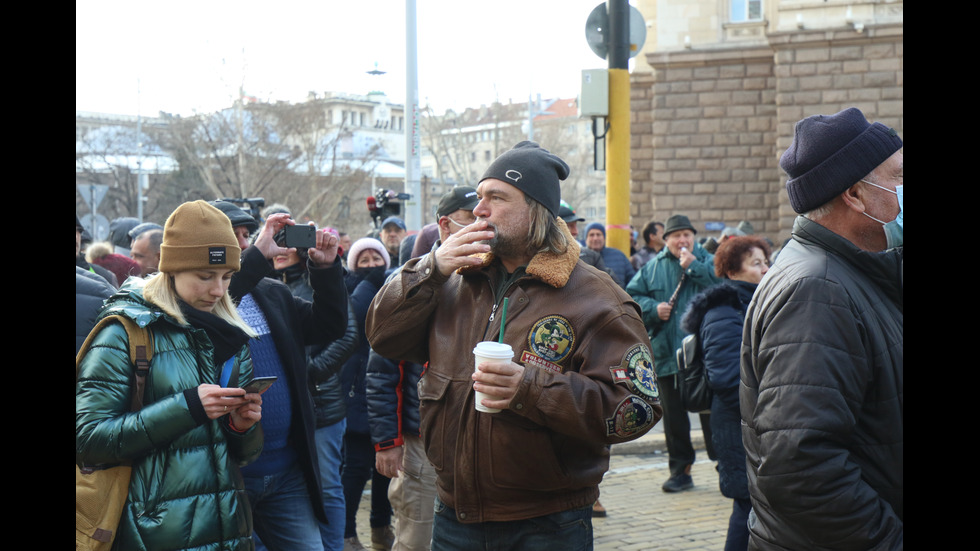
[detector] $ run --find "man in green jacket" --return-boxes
[627,214,722,492]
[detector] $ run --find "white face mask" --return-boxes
[860,180,903,248]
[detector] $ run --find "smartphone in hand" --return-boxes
[242,376,277,394]
[274,225,316,249]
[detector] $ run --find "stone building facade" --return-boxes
[630,1,903,244]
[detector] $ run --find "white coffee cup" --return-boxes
[472,341,514,413]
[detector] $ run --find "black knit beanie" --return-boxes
[780,107,903,214]
[479,141,569,217]
[209,200,260,234]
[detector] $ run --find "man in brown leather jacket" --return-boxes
[366,141,662,550]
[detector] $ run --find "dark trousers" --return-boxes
[659,374,714,477]
[725,498,751,551]
[341,432,392,538]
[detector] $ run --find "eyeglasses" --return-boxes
[444,217,473,228]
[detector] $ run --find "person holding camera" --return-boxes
[210,200,349,551]
[270,211,357,551]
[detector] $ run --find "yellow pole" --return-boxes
[605,67,631,255]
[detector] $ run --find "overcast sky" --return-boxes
[76,0,626,117]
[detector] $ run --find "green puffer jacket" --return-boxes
[76,278,263,551]
[626,243,722,377]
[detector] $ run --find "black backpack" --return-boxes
[675,333,712,413]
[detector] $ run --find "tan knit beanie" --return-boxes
[159,200,241,273]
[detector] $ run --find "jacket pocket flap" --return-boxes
[418,371,451,401]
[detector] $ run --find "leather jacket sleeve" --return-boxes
[369,253,661,446]
[366,254,446,364]
[308,297,359,387]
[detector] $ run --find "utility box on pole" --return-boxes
[579,69,609,117]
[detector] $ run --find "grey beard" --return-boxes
[486,223,533,260]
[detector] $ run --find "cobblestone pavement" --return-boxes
[593,454,729,550]
[351,450,732,550]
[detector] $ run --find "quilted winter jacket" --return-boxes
[308,297,357,428]
[740,216,903,550]
[365,350,423,451]
[76,266,114,353]
[681,280,756,502]
[76,278,263,551]
[681,279,756,392]
[596,245,635,290]
[339,267,387,435]
[365,220,662,524]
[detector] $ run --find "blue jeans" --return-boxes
[431,496,593,551]
[243,461,323,551]
[316,419,347,551]
[725,498,751,551]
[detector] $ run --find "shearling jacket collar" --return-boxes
[458,217,581,288]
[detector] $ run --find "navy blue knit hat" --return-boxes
[780,108,903,214]
[479,141,569,217]
[585,222,605,238]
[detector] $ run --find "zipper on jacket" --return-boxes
[482,269,528,341]
[482,297,500,339]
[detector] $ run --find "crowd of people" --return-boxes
[76,107,902,551]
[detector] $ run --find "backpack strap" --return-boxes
[76,315,154,412]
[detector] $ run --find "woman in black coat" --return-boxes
[339,237,396,550]
[681,236,770,551]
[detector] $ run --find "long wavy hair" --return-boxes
[526,197,571,256]
[143,271,256,337]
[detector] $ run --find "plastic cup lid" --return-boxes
[473,341,513,358]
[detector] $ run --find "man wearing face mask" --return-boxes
[740,107,903,550]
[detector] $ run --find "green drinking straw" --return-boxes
[498,297,509,343]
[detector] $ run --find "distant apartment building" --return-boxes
[76,91,409,237]
[420,97,607,228]
[78,91,616,237]
[76,111,178,233]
